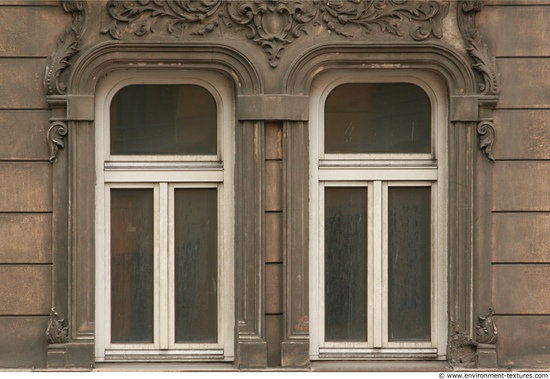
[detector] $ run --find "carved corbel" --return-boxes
[458,1,500,97]
[476,307,498,344]
[477,119,495,161]
[475,308,498,368]
[46,307,69,344]
[44,1,86,96]
[47,121,68,163]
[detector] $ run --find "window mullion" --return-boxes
[318,182,326,346]
[103,184,111,349]
[367,182,375,347]
[373,180,384,348]
[158,182,169,350]
[168,183,176,349]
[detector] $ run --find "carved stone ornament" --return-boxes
[476,307,498,344]
[44,1,86,96]
[477,119,495,161]
[46,307,69,344]
[47,121,69,163]
[103,0,449,67]
[458,0,500,96]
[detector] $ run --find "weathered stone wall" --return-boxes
[0,0,68,369]
[479,0,550,369]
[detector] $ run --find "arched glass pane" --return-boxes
[325,83,431,154]
[110,85,217,155]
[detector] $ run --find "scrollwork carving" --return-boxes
[477,119,495,161]
[46,307,69,344]
[103,0,449,67]
[476,307,498,344]
[458,0,500,96]
[44,1,86,95]
[320,0,448,41]
[47,121,68,163]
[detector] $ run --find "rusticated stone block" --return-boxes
[0,7,68,57]
[0,111,50,160]
[493,213,550,263]
[0,266,51,315]
[265,314,282,367]
[493,110,550,160]
[495,316,550,369]
[0,162,52,212]
[265,264,283,315]
[0,214,51,263]
[0,60,48,109]
[265,121,283,160]
[497,59,550,109]
[265,161,283,212]
[493,162,550,211]
[478,6,550,57]
[0,317,49,368]
[493,265,550,314]
[265,212,283,263]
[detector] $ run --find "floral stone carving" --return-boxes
[46,307,69,344]
[44,1,86,96]
[458,0,500,96]
[103,0,449,67]
[476,308,498,344]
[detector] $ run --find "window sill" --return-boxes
[93,362,238,372]
[311,360,452,372]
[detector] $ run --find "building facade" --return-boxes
[0,0,549,370]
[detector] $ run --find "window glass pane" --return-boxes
[388,186,431,342]
[325,83,431,154]
[111,85,217,155]
[325,187,368,341]
[111,189,154,343]
[174,188,218,343]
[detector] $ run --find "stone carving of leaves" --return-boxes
[103,0,449,67]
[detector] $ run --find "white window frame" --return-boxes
[95,71,235,362]
[309,70,448,360]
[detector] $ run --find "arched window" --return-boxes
[94,71,235,362]
[309,71,448,360]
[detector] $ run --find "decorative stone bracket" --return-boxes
[44,1,86,96]
[46,307,69,344]
[476,308,498,368]
[458,0,500,161]
[47,121,68,163]
[476,307,498,344]
[44,1,85,162]
[477,120,495,161]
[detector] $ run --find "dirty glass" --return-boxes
[174,188,218,343]
[324,187,368,341]
[110,189,154,343]
[110,85,217,155]
[387,186,431,342]
[325,83,431,154]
